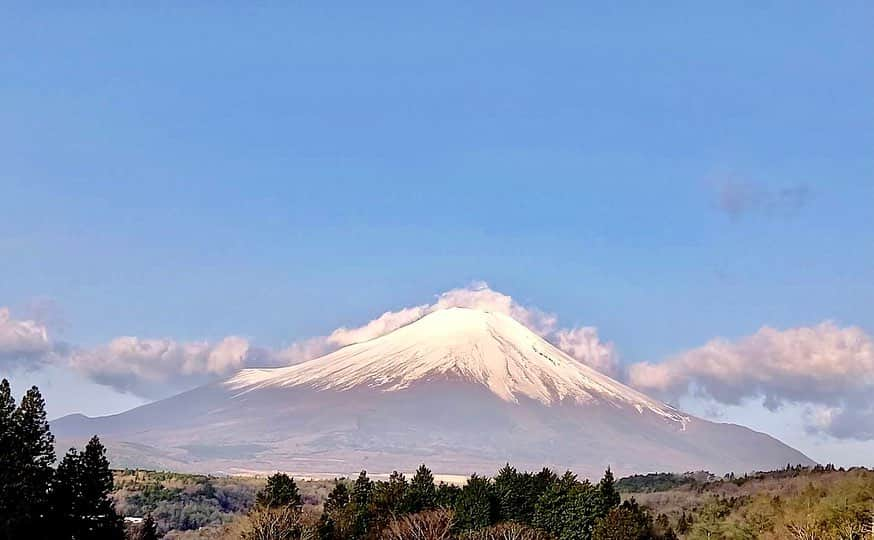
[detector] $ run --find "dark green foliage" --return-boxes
[318,481,352,540]
[323,482,350,514]
[0,382,56,539]
[592,499,654,540]
[350,471,375,539]
[533,467,559,494]
[614,472,701,493]
[596,468,620,516]
[436,482,462,508]
[592,499,676,540]
[257,473,302,509]
[454,474,498,532]
[16,386,56,537]
[0,379,18,539]
[532,471,612,540]
[352,470,373,507]
[406,464,437,512]
[52,436,126,539]
[373,471,409,519]
[493,464,539,524]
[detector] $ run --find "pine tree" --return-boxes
[373,470,408,519]
[52,437,125,540]
[592,499,654,540]
[494,463,534,523]
[533,476,601,540]
[351,471,374,539]
[256,473,302,509]
[454,474,498,532]
[597,467,621,516]
[407,464,437,512]
[318,482,351,540]
[9,385,55,538]
[435,482,462,508]
[0,379,18,540]
[324,482,350,514]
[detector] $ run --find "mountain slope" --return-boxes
[54,308,814,477]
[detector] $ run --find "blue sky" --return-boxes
[2,3,873,466]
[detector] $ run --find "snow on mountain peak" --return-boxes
[227,307,687,424]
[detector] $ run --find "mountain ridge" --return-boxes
[53,306,815,477]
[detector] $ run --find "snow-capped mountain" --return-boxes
[54,307,814,477]
[230,308,684,418]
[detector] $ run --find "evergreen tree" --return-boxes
[324,482,350,513]
[454,474,498,532]
[373,471,408,519]
[533,477,600,540]
[494,463,537,524]
[534,467,559,492]
[596,467,621,516]
[406,464,437,512]
[592,499,655,540]
[352,470,373,507]
[52,437,125,540]
[350,471,374,539]
[256,473,303,509]
[318,482,351,540]
[435,482,462,508]
[0,379,18,540]
[9,385,55,538]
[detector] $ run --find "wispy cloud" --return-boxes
[628,322,874,440]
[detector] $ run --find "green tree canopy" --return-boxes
[454,474,498,532]
[257,473,303,509]
[52,436,125,539]
[407,464,437,512]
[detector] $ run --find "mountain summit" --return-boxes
[54,307,813,477]
[229,308,685,420]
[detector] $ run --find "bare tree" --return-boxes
[244,506,316,540]
[785,522,819,540]
[381,509,455,540]
[460,522,551,540]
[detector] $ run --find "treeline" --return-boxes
[0,379,129,540]
[244,465,678,540]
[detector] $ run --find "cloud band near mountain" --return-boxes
[627,322,874,440]
[0,283,617,398]
[4,287,874,440]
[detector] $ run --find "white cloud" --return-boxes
[312,282,614,375]
[68,336,252,397]
[0,307,55,369]
[327,305,429,347]
[7,284,619,399]
[554,327,620,378]
[628,322,874,439]
[432,281,559,336]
